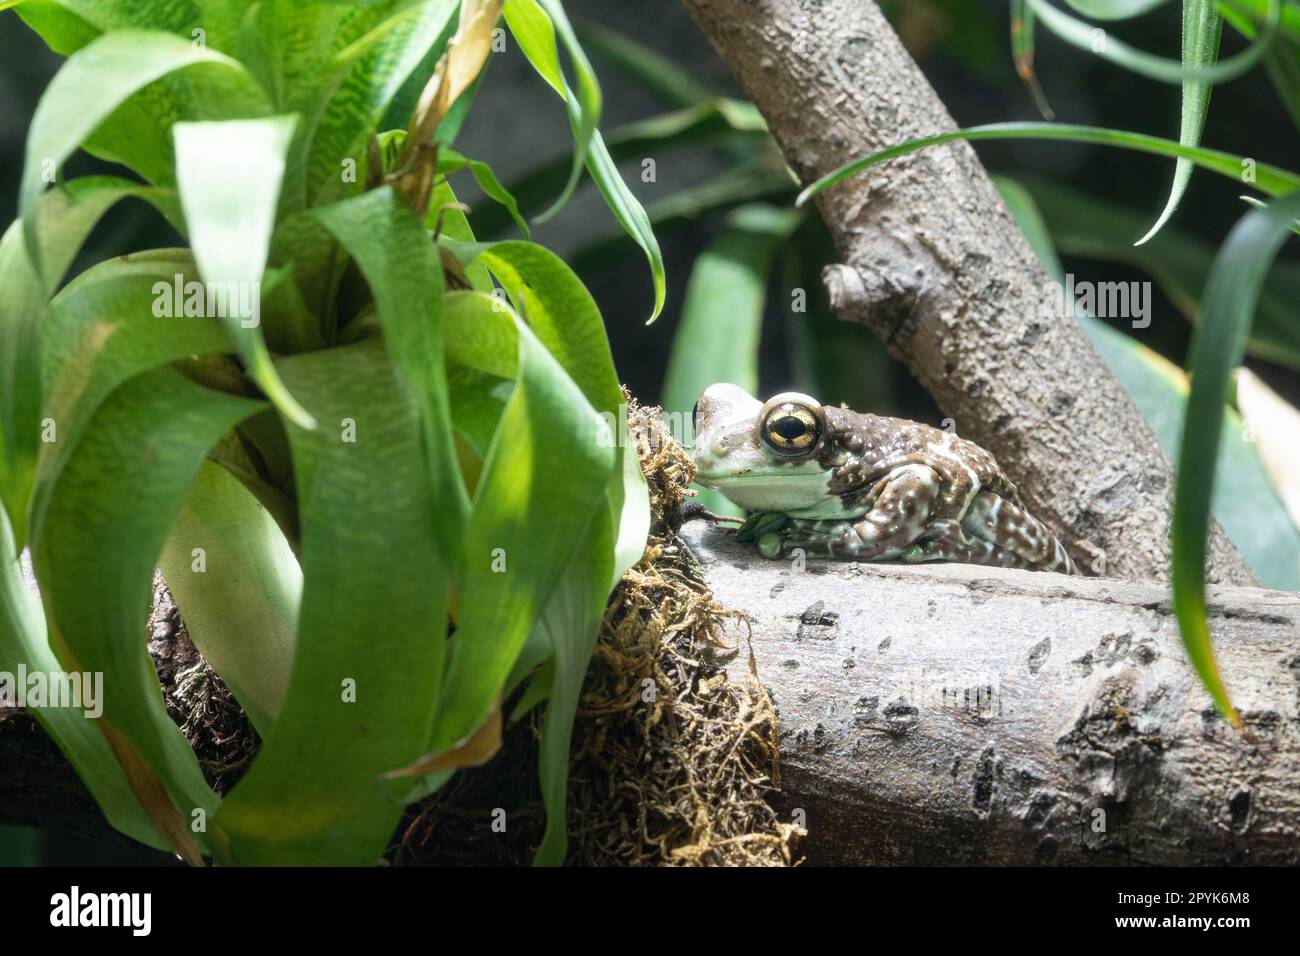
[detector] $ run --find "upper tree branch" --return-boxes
[681,0,1254,585]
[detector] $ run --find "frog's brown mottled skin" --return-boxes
[786,405,1076,573]
[693,385,1077,574]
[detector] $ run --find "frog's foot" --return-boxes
[961,491,1078,574]
[900,518,1036,570]
[778,464,941,560]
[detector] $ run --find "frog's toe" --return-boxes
[735,511,787,543]
[756,531,784,559]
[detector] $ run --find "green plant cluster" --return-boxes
[0,0,659,866]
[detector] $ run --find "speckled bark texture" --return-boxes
[681,0,1253,586]
[683,522,1300,865]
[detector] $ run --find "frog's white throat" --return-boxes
[699,469,860,519]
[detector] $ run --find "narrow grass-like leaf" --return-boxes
[797,122,1300,206]
[440,149,531,238]
[504,0,602,220]
[1138,1,1223,244]
[216,339,448,865]
[174,115,315,430]
[997,175,1299,589]
[582,126,665,322]
[1172,189,1300,724]
[158,460,301,734]
[1012,0,1057,118]
[311,187,469,567]
[1063,0,1173,17]
[504,0,662,319]
[1026,0,1278,84]
[33,367,264,863]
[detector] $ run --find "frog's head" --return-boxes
[692,383,839,516]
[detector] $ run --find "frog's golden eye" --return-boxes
[759,393,824,457]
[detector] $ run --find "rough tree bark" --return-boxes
[7,527,1296,864]
[684,524,1300,865]
[680,0,1254,587]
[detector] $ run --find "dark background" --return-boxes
[2,0,1297,864]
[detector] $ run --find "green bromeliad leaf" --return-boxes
[34,264,231,529]
[431,290,615,759]
[32,367,264,863]
[505,0,664,321]
[19,30,270,262]
[173,115,314,429]
[215,338,448,866]
[158,459,301,734]
[0,508,167,852]
[475,240,650,862]
[0,177,182,550]
[303,0,459,206]
[311,186,469,566]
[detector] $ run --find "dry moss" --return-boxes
[399,396,802,866]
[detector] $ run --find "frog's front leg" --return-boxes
[777,463,940,560]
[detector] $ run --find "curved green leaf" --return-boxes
[1172,189,1300,725]
[215,338,448,865]
[797,122,1300,206]
[0,177,181,549]
[1026,0,1277,84]
[504,0,662,320]
[430,290,615,754]
[479,241,621,414]
[32,367,264,863]
[0,509,167,851]
[440,149,531,239]
[174,115,315,429]
[158,459,301,734]
[19,29,270,265]
[504,0,602,220]
[34,266,231,535]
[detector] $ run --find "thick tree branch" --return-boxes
[682,522,1300,865]
[681,0,1254,586]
